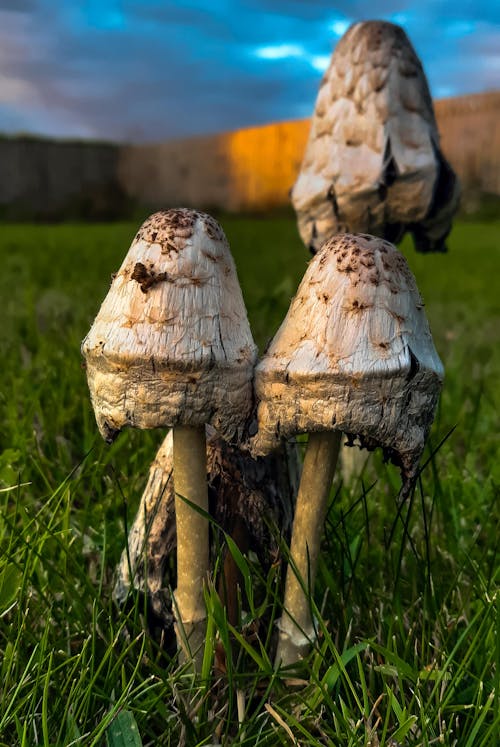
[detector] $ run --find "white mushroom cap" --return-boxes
[251,233,443,483]
[292,20,460,254]
[82,209,257,442]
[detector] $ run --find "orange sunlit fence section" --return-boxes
[225,119,310,210]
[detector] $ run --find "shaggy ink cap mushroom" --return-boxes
[81,208,257,443]
[253,232,443,667]
[292,20,460,254]
[251,232,444,488]
[82,208,257,669]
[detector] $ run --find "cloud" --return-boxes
[330,20,351,37]
[0,0,35,10]
[310,55,330,72]
[0,74,37,105]
[254,43,305,60]
[0,0,498,142]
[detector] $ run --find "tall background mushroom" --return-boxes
[82,208,257,668]
[291,20,460,255]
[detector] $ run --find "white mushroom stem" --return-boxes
[172,425,209,670]
[275,431,341,668]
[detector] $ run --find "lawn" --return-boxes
[0,216,498,745]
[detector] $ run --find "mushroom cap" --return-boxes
[251,233,443,481]
[292,20,460,254]
[82,209,257,442]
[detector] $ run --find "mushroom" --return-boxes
[82,208,257,668]
[113,426,300,647]
[250,233,443,666]
[291,20,460,255]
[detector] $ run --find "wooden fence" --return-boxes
[118,91,500,213]
[0,91,498,218]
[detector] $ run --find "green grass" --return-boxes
[0,217,498,745]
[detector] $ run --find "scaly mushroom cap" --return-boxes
[292,20,460,254]
[82,209,257,442]
[251,233,443,484]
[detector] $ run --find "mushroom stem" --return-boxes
[172,425,209,671]
[341,444,369,486]
[275,430,342,668]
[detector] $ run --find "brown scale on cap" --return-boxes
[130,262,171,293]
[202,213,226,242]
[135,209,194,245]
[323,233,418,297]
[133,208,228,258]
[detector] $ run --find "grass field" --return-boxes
[0,216,498,746]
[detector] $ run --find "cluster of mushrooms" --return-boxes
[81,21,457,671]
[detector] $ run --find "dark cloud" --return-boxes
[245,0,405,19]
[0,0,35,10]
[0,1,498,142]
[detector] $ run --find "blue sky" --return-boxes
[0,1,498,142]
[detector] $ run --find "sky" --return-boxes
[0,1,499,143]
